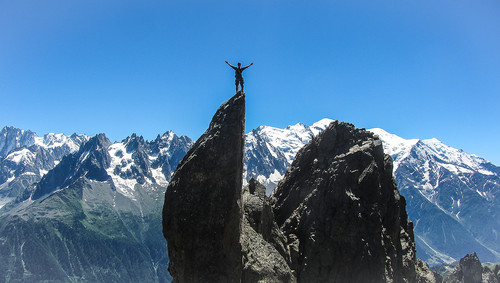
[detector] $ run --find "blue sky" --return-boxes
[1,1,499,164]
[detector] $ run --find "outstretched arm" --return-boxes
[242,62,254,70]
[225,60,237,69]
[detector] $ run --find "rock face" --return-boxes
[163,92,245,282]
[241,178,296,282]
[416,259,443,283]
[271,121,417,282]
[163,98,422,282]
[445,253,483,283]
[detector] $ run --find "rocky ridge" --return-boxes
[163,94,428,282]
[243,120,500,266]
[0,127,88,210]
[0,129,192,282]
[271,121,416,282]
[438,253,500,283]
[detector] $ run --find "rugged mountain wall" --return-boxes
[243,120,500,265]
[370,128,500,265]
[163,95,422,282]
[0,134,169,282]
[0,127,88,211]
[163,92,245,282]
[0,126,37,157]
[271,121,417,282]
[0,129,192,282]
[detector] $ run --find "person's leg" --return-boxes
[235,80,239,92]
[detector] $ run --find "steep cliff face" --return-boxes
[162,95,423,282]
[163,92,245,282]
[271,121,417,283]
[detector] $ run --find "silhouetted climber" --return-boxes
[225,61,253,93]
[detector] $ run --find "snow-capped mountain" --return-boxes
[370,128,500,265]
[243,119,500,266]
[0,126,88,210]
[104,131,192,201]
[0,130,192,282]
[244,118,333,191]
[1,119,498,281]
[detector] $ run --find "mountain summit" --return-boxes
[271,121,417,282]
[0,129,192,282]
[243,119,500,265]
[370,128,500,265]
[163,91,246,282]
[163,97,425,282]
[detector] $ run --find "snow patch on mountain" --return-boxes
[1,127,90,212]
[106,142,139,200]
[5,148,35,165]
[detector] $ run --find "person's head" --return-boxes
[238,62,241,67]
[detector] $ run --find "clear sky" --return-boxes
[1,1,499,164]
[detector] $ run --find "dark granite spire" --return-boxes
[163,91,245,283]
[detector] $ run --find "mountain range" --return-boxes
[0,126,192,282]
[0,119,499,281]
[244,119,500,266]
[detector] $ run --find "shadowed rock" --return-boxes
[163,92,245,283]
[271,121,417,283]
[445,253,483,283]
[241,178,296,282]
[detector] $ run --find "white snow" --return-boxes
[0,196,14,209]
[268,169,284,184]
[151,167,168,187]
[369,128,419,171]
[106,142,138,200]
[34,133,88,152]
[6,148,35,164]
[368,127,498,205]
[310,118,335,136]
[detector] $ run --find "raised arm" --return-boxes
[241,62,254,70]
[225,60,237,70]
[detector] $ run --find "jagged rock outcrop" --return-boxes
[32,133,111,200]
[445,253,483,283]
[271,121,417,282]
[163,92,245,282]
[481,265,500,283]
[416,259,443,283]
[241,178,296,282]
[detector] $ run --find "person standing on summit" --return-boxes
[225,61,253,93]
